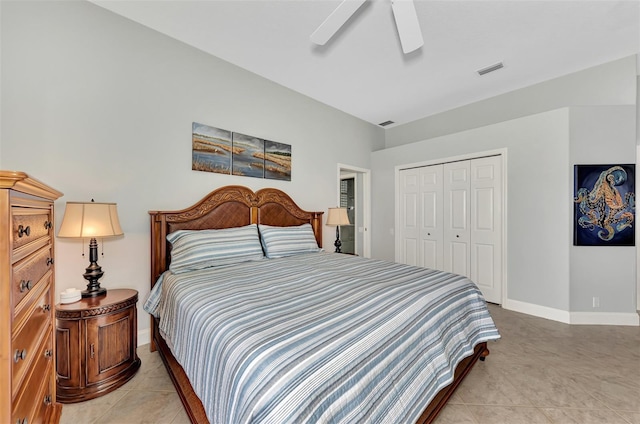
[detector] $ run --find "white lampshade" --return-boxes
[58,201,123,238]
[326,207,350,226]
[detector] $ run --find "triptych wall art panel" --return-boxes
[573,164,635,246]
[192,122,292,181]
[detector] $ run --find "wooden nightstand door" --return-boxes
[86,306,136,385]
[55,319,81,392]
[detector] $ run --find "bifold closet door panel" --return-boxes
[399,168,420,266]
[418,166,443,270]
[470,156,502,304]
[398,166,444,269]
[443,161,471,278]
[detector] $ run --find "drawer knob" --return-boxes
[16,418,27,424]
[44,349,53,359]
[44,220,53,230]
[46,257,54,266]
[13,348,27,363]
[42,304,51,312]
[44,394,52,406]
[17,225,31,237]
[19,279,33,293]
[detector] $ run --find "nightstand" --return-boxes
[55,288,141,403]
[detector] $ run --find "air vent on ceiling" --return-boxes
[476,61,504,76]
[378,120,395,127]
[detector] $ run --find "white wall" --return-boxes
[569,107,637,316]
[372,109,572,314]
[0,1,383,344]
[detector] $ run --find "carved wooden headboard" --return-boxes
[149,185,324,287]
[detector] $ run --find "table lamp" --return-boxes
[326,207,350,253]
[58,200,123,297]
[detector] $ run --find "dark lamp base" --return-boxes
[82,287,107,298]
[82,237,107,298]
[334,226,342,253]
[334,238,342,253]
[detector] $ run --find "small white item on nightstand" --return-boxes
[60,288,82,304]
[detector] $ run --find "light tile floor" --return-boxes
[60,304,640,424]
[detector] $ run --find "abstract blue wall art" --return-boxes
[574,164,635,246]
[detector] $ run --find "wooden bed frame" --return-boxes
[149,185,488,424]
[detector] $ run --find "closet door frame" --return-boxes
[395,148,508,305]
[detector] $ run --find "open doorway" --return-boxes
[338,164,371,257]
[340,176,356,255]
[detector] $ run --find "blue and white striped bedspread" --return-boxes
[145,252,500,424]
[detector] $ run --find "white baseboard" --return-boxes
[502,298,639,326]
[502,299,571,323]
[138,328,151,347]
[570,312,639,326]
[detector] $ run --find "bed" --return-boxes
[148,185,499,424]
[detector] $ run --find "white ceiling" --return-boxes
[91,0,640,127]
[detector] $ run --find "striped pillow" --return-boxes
[258,223,320,258]
[167,224,264,273]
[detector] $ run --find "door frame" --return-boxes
[340,173,357,255]
[394,148,508,305]
[337,164,371,258]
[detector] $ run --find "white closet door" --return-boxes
[398,155,503,304]
[398,168,420,266]
[443,161,471,278]
[470,156,502,303]
[419,166,443,270]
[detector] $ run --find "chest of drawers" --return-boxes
[0,171,63,424]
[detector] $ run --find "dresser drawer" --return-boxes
[15,272,53,328]
[12,245,54,310]
[12,338,54,424]
[12,206,53,251]
[31,366,55,424]
[12,286,53,398]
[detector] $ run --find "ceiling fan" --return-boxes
[310,0,424,54]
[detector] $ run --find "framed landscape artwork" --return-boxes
[191,123,232,175]
[264,140,292,181]
[192,122,292,181]
[573,164,635,246]
[232,132,265,178]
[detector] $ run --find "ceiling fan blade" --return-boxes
[391,0,424,54]
[310,0,367,45]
